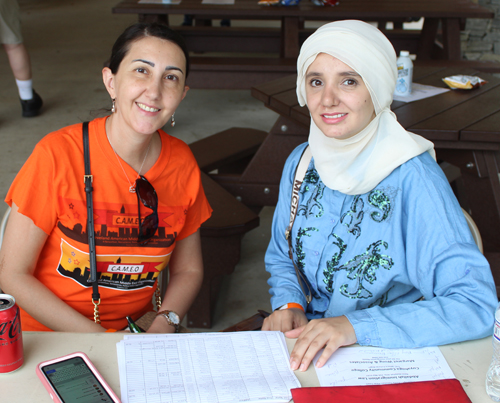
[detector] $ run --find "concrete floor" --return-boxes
[0,0,280,331]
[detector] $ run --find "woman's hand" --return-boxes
[146,315,177,334]
[261,308,308,333]
[286,315,357,371]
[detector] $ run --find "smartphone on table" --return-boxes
[36,352,120,403]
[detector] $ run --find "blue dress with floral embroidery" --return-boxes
[265,143,497,348]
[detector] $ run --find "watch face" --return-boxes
[167,311,180,324]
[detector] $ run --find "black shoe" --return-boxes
[21,90,43,117]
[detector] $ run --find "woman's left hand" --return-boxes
[285,315,357,371]
[146,316,177,333]
[146,229,203,334]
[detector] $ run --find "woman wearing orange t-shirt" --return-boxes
[0,23,212,333]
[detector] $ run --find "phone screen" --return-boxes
[41,356,115,403]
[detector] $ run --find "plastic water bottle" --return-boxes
[394,50,413,97]
[486,302,500,401]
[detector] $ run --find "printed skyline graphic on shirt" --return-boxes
[57,197,187,248]
[56,239,171,290]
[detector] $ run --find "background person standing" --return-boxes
[0,0,42,117]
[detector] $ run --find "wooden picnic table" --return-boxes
[112,0,494,88]
[204,63,500,283]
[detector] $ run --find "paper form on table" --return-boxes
[393,83,449,102]
[116,331,301,403]
[313,346,455,387]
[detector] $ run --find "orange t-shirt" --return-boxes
[5,117,212,331]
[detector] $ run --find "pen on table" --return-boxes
[126,316,144,333]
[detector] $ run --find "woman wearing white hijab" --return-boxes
[263,20,496,371]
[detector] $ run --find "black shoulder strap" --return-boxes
[83,122,100,305]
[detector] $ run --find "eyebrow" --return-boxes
[165,66,184,74]
[306,70,360,79]
[132,59,184,74]
[132,59,154,67]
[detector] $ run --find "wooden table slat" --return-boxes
[433,140,500,151]
[251,75,297,104]
[409,85,500,141]
[269,89,299,116]
[412,65,449,81]
[394,69,500,129]
[461,110,500,143]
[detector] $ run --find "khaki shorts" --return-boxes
[0,0,22,45]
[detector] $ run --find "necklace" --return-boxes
[107,133,153,193]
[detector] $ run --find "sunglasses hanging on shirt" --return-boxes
[135,175,159,245]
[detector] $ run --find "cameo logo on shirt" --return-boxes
[107,264,144,274]
[56,239,171,290]
[112,214,140,227]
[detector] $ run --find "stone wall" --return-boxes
[462,0,500,61]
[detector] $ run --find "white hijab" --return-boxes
[297,20,435,195]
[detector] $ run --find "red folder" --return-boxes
[291,379,471,403]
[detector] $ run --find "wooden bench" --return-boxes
[189,127,268,173]
[184,127,267,328]
[188,57,297,90]
[403,59,500,74]
[179,25,421,54]
[181,25,421,89]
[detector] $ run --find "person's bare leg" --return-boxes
[3,42,42,116]
[3,42,31,80]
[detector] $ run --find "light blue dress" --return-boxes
[266,143,497,348]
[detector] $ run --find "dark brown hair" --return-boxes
[108,22,190,78]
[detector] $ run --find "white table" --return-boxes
[0,332,494,402]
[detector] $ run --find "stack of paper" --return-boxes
[116,331,301,403]
[313,346,456,386]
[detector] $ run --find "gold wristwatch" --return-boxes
[157,310,180,333]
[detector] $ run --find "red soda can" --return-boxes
[0,294,23,373]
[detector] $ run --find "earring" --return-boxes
[171,113,175,127]
[111,99,116,113]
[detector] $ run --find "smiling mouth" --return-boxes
[323,113,346,119]
[137,103,160,112]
